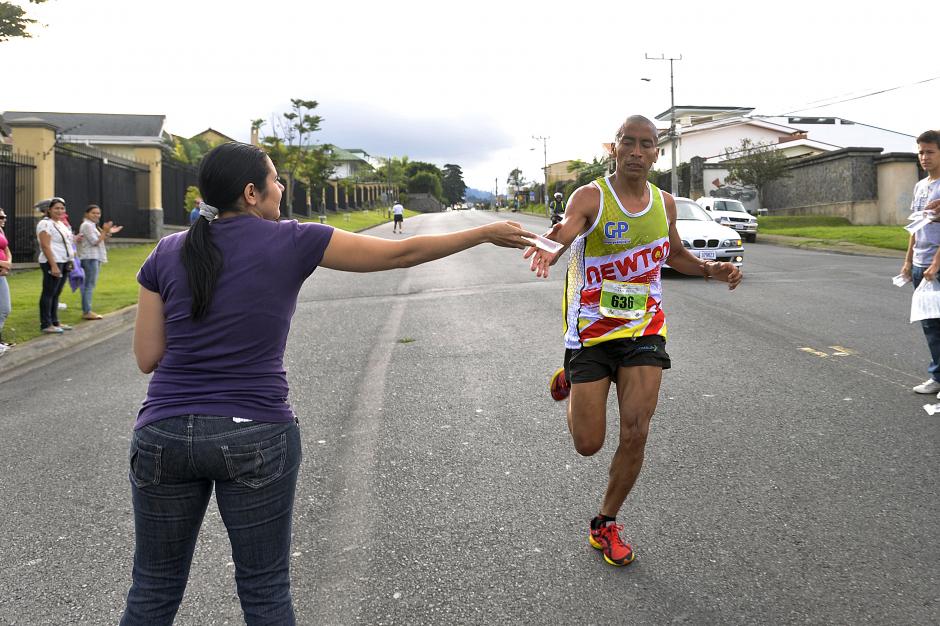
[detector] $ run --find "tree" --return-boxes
[722,139,791,207]
[258,98,330,218]
[407,170,443,200]
[164,135,211,166]
[1,0,47,42]
[376,156,410,195]
[567,157,609,187]
[441,164,467,206]
[506,168,525,194]
[405,161,442,179]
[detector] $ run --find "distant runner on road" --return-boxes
[392,200,405,233]
[524,115,742,567]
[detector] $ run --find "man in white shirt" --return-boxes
[392,201,405,233]
[901,130,940,394]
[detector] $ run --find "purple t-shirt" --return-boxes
[135,215,334,429]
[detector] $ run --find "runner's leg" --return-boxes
[567,377,612,456]
[599,365,662,517]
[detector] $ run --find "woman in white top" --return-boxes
[36,197,75,334]
[77,204,122,320]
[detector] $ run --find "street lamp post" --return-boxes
[532,135,549,214]
[645,53,682,196]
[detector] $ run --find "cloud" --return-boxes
[315,101,513,166]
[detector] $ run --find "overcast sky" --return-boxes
[3,0,937,191]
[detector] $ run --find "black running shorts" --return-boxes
[394,214,404,223]
[564,336,671,384]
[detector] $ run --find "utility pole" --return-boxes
[532,135,549,214]
[494,177,498,210]
[645,53,682,196]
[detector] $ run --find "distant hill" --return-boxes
[465,187,494,202]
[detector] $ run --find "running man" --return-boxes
[524,115,742,566]
[392,200,405,233]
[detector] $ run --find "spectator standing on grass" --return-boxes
[77,204,123,320]
[901,130,940,395]
[36,197,75,334]
[0,207,12,354]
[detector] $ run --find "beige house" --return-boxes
[188,128,237,146]
[545,160,579,192]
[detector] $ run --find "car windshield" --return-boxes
[676,200,712,221]
[714,199,748,213]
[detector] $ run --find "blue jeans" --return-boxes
[121,416,302,625]
[0,275,10,339]
[912,266,940,381]
[80,258,100,314]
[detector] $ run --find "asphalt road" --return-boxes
[1,211,937,625]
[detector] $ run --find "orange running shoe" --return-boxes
[549,367,570,401]
[589,520,635,566]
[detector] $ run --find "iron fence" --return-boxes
[279,180,309,218]
[54,144,151,238]
[0,151,37,262]
[162,159,198,226]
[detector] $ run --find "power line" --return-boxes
[779,74,940,115]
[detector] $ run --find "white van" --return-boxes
[696,197,759,242]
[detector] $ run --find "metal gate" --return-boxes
[0,150,37,262]
[54,145,151,238]
[162,159,198,226]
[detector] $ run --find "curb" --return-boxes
[0,305,137,384]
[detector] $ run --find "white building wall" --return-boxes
[676,124,784,164]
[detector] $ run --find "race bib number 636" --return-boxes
[599,280,649,320]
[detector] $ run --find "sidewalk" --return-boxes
[0,233,905,381]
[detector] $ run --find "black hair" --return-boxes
[917,130,940,148]
[85,204,100,214]
[182,142,271,320]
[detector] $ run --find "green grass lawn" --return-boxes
[299,207,418,230]
[4,208,411,345]
[759,216,909,251]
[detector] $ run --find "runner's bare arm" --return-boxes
[320,221,536,272]
[663,192,742,289]
[524,184,599,278]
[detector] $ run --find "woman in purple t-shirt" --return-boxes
[122,142,534,624]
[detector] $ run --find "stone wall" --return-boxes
[405,193,442,213]
[763,148,920,225]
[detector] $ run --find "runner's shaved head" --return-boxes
[615,115,658,145]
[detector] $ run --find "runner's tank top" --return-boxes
[563,177,670,349]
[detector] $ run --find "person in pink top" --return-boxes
[0,207,11,353]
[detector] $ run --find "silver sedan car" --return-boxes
[668,197,744,267]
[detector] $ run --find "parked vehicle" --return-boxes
[668,197,744,268]
[696,196,758,242]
